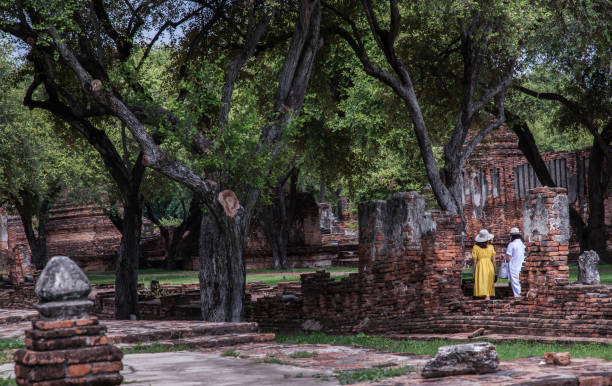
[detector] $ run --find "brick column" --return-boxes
[421,212,464,313]
[357,192,434,273]
[8,244,31,286]
[14,256,123,385]
[522,187,570,297]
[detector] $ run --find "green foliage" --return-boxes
[0,339,24,351]
[335,366,414,384]
[220,349,240,357]
[0,48,102,215]
[0,338,24,366]
[288,351,318,358]
[256,356,292,366]
[85,267,356,286]
[0,379,16,386]
[509,0,610,148]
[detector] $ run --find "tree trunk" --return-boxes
[319,175,326,203]
[114,193,143,320]
[260,169,298,270]
[586,139,610,262]
[506,110,590,251]
[15,195,52,270]
[165,197,202,270]
[199,210,247,322]
[260,203,288,270]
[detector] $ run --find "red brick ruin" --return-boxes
[252,187,611,338]
[1,125,607,275]
[0,126,610,337]
[462,125,612,259]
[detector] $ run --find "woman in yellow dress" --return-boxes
[472,229,496,300]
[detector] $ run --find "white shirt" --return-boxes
[506,238,526,270]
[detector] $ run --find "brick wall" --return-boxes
[6,205,121,272]
[251,189,612,338]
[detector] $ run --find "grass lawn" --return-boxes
[0,338,24,365]
[276,333,612,361]
[85,267,357,287]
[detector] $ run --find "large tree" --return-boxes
[0,46,100,269]
[324,1,540,221]
[508,0,611,260]
[0,0,322,321]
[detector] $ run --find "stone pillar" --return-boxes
[522,187,570,297]
[14,256,123,385]
[0,212,8,250]
[337,197,350,221]
[8,243,31,286]
[318,203,334,234]
[357,192,436,272]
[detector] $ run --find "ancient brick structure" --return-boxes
[521,187,571,295]
[462,125,611,258]
[251,188,611,338]
[3,192,334,272]
[14,256,123,385]
[6,205,122,272]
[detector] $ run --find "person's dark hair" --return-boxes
[511,234,523,242]
[476,241,488,248]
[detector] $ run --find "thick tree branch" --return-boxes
[136,6,206,71]
[47,26,220,208]
[459,89,507,167]
[219,9,270,127]
[514,85,611,156]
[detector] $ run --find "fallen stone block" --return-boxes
[468,328,485,339]
[544,352,571,365]
[421,342,499,378]
[577,250,600,285]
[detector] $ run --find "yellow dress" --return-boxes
[473,245,496,297]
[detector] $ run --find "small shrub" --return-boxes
[257,356,292,365]
[289,351,318,358]
[221,349,240,357]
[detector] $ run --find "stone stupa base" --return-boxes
[14,316,123,385]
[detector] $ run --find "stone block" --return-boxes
[577,250,601,285]
[35,256,91,301]
[421,342,499,378]
[544,351,571,365]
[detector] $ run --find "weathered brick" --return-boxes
[67,364,91,377]
[91,361,123,374]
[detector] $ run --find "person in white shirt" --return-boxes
[506,227,526,298]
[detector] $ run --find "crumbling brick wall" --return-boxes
[252,188,611,337]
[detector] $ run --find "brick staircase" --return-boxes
[337,247,359,267]
[104,320,275,350]
[0,308,38,325]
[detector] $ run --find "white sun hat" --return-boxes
[509,227,521,235]
[475,229,494,242]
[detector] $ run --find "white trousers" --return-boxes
[509,262,523,297]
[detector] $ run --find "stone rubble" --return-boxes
[577,250,600,285]
[421,342,499,378]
